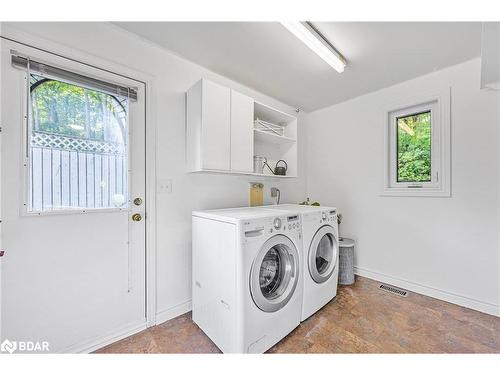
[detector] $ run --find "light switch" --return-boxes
[158,179,172,194]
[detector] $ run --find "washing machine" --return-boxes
[262,204,339,321]
[192,207,303,353]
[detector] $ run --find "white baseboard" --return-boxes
[354,266,500,317]
[61,320,148,353]
[58,301,192,353]
[155,300,192,325]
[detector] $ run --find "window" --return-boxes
[383,90,450,197]
[28,73,129,212]
[396,111,432,183]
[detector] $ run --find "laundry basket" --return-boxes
[338,238,355,285]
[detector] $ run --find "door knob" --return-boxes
[132,213,142,222]
[133,197,143,206]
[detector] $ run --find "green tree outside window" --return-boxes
[396,111,431,182]
[30,74,127,145]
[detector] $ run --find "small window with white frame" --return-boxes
[383,90,451,197]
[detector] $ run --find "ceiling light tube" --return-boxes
[281,21,346,73]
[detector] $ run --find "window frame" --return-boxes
[382,89,451,197]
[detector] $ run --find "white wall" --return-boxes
[306,59,500,316]
[1,22,308,323]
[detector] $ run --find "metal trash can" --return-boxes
[338,238,355,285]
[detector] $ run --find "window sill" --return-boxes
[380,187,451,198]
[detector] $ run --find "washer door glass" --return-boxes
[251,234,299,312]
[309,226,338,284]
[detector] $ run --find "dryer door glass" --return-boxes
[316,234,334,274]
[309,226,338,284]
[250,234,299,312]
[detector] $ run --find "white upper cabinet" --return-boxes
[186,78,298,178]
[187,79,231,171]
[230,90,254,173]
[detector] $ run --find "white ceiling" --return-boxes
[114,22,482,112]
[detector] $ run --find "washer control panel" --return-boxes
[270,215,301,235]
[286,215,300,231]
[242,215,301,241]
[273,217,282,229]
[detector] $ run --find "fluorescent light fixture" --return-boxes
[281,21,346,73]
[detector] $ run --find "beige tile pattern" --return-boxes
[95,276,500,354]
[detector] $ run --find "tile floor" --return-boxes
[95,276,500,354]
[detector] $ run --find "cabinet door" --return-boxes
[201,80,231,171]
[230,90,254,173]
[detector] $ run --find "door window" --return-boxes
[28,74,129,212]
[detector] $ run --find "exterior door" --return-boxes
[250,234,299,312]
[0,40,147,352]
[308,226,338,284]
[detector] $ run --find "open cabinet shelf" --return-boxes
[253,101,298,178]
[253,129,296,145]
[190,169,296,179]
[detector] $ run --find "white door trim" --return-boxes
[0,26,158,346]
[144,76,157,327]
[0,24,4,342]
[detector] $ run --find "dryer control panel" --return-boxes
[321,210,337,224]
